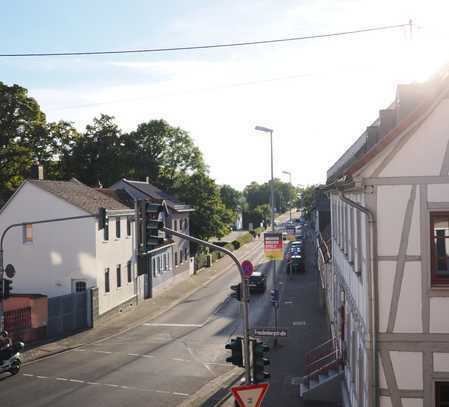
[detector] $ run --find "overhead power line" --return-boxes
[0,22,411,57]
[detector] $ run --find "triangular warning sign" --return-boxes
[231,383,269,407]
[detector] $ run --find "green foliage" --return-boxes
[172,172,231,241]
[296,185,318,218]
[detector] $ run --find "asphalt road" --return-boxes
[0,236,284,407]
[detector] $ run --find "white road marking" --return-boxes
[74,349,86,352]
[143,322,203,328]
[86,381,99,385]
[173,358,186,362]
[36,375,48,379]
[69,379,84,383]
[284,301,293,305]
[105,384,119,388]
[120,386,130,389]
[128,353,140,356]
[205,362,230,367]
[173,392,189,397]
[155,390,170,394]
[186,346,214,375]
[56,377,68,381]
[142,354,154,358]
[93,350,112,354]
[293,321,307,326]
[23,373,34,377]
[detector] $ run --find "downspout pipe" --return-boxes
[338,189,378,407]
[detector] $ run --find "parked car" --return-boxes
[248,271,267,293]
[288,254,305,273]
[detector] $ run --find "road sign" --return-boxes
[263,232,283,260]
[254,327,288,337]
[241,260,254,278]
[231,383,269,407]
[5,264,15,279]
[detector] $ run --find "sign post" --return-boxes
[231,383,269,407]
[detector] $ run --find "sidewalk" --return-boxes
[220,228,341,406]
[23,238,263,365]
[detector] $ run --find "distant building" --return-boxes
[110,178,195,296]
[304,65,449,407]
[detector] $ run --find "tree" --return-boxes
[63,115,124,187]
[123,120,206,189]
[297,185,317,219]
[173,173,231,241]
[0,82,48,202]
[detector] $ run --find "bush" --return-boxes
[232,240,241,250]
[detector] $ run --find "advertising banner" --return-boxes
[264,232,283,260]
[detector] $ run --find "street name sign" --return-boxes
[241,260,254,278]
[254,327,288,337]
[263,232,283,260]
[231,383,269,407]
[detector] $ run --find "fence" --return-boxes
[47,291,89,338]
[5,307,32,334]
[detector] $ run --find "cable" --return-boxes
[0,22,410,57]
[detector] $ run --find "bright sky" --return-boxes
[1,1,448,190]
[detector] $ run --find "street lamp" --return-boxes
[255,125,279,345]
[282,170,292,222]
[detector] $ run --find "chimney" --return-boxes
[365,126,379,151]
[31,163,44,180]
[396,83,424,122]
[378,109,396,139]
[146,176,150,184]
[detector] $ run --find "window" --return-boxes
[116,264,121,288]
[175,252,178,266]
[436,382,449,407]
[127,261,132,283]
[174,219,177,231]
[184,247,188,260]
[127,217,131,236]
[180,250,183,263]
[157,257,161,273]
[431,213,449,285]
[152,258,156,277]
[23,224,33,243]
[104,219,109,241]
[105,268,110,293]
[116,217,121,238]
[163,254,167,270]
[185,219,188,230]
[74,281,86,292]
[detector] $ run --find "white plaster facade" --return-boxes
[0,181,137,316]
[322,70,449,406]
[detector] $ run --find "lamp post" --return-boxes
[282,170,292,222]
[255,125,279,345]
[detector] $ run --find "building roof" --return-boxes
[119,179,194,212]
[96,188,135,209]
[327,65,449,183]
[29,179,129,215]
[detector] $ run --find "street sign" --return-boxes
[241,260,254,278]
[231,383,269,407]
[263,232,283,260]
[254,327,288,337]
[5,264,15,279]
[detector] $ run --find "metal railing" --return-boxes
[304,337,343,379]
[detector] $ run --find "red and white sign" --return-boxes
[231,383,269,407]
[241,260,254,278]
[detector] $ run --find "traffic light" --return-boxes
[98,207,107,231]
[251,338,270,383]
[3,279,12,299]
[144,202,165,250]
[230,283,241,301]
[225,336,243,367]
[0,278,12,300]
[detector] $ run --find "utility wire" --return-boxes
[0,22,411,57]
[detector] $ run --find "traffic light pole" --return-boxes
[0,214,98,332]
[163,226,252,385]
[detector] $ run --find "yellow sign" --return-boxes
[264,232,283,260]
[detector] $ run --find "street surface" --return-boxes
[0,215,292,407]
[0,212,339,407]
